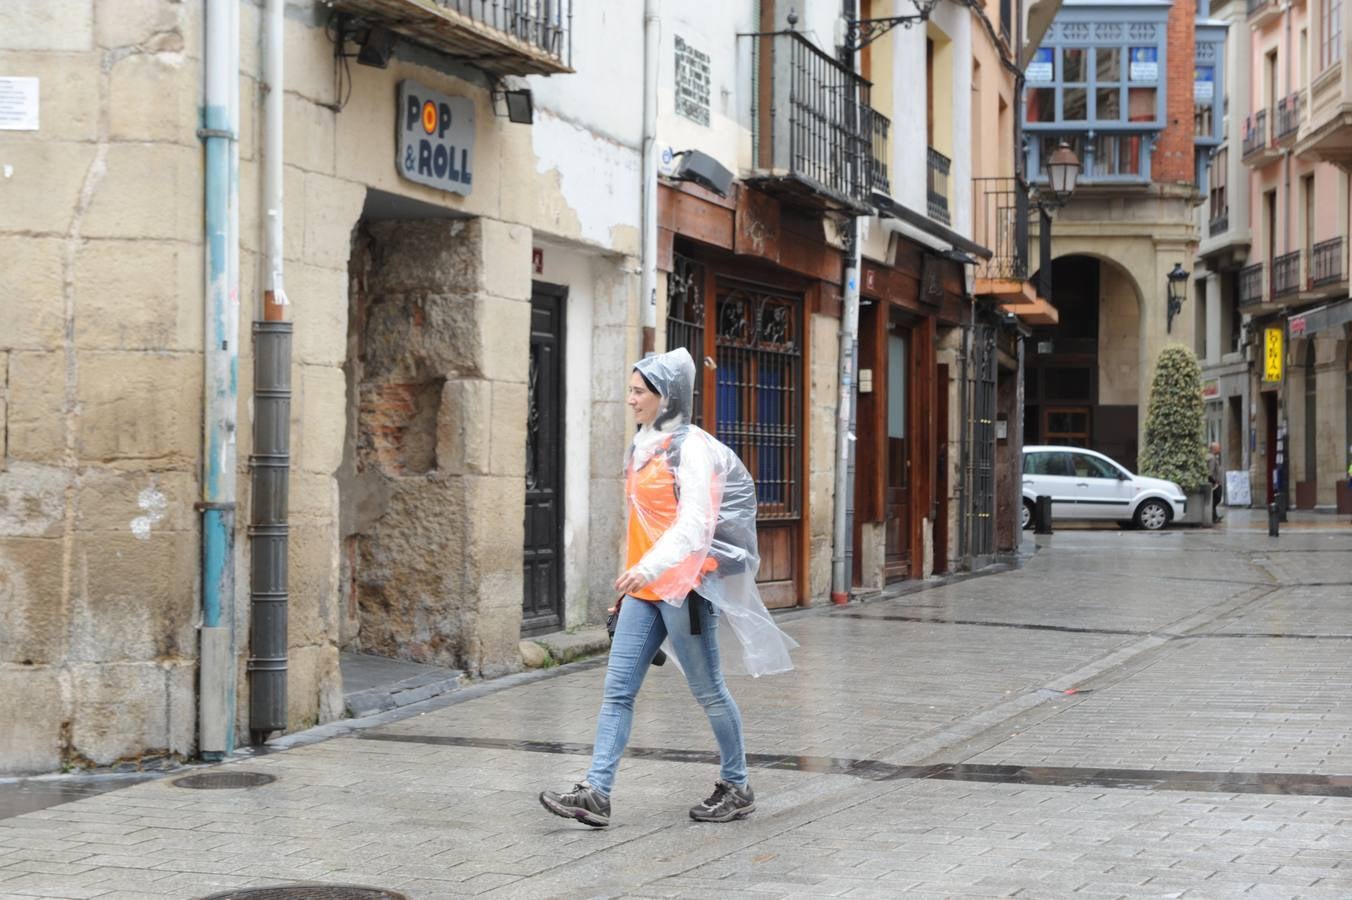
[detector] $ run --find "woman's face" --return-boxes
[628,371,662,427]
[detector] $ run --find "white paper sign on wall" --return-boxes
[397,80,474,196]
[0,77,39,131]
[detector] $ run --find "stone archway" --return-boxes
[1026,253,1145,469]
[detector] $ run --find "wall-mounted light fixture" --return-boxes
[1045,140,1081,207]
[1166,262,1188,333]
[842,0,943,50]
[492,85,534,124]
[356,24,394,68]
[670,149,734,197]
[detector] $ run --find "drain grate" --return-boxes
[172,771,277,790]
[199,887,408,900]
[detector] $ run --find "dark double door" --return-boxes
[522,284,566,635]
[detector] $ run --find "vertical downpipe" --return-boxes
[640,0,660,355]
[248,0,291,746]
[199,0,241,759]
[831,0,862,603]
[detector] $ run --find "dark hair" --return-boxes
[636,369,660,396]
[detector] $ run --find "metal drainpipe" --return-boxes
[640,0,660,356]
[248,0,292,747]
[831,0,862,603]
[199,0,241,759]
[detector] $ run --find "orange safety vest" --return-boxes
[625,440,717,601]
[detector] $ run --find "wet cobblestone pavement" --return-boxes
[3,524,1352,898]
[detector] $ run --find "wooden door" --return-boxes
[883,321,912,580]
[1043,406,1091,447]
[709,279,804,609]
[522,284,566,635]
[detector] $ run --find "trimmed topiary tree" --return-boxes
[1138,345,1209,491]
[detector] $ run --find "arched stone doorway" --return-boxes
[1026,254,1144,470]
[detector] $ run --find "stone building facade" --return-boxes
[0,0,1043,775]
[0,0,640,774]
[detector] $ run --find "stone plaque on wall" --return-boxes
[675,35,711,126]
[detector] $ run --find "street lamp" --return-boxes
[1166,262,1188,333]
[1045,140,1081,206]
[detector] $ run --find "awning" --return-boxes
[1288,297,1352,337]
[871,191,993,261]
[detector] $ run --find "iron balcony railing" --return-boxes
[972,177,1028,282]
[1272,250,1301,299]
[1276,93,1301,141]
[1242,110,1268,158]
[868,108,892,196]
[752,30,888,210]
[438,0,572,67]
[1311,237,1344,287]
[1209,210,1229,236]
[1247,0,1272,15]
[1239,262,1265,307]
[927,147,951,225]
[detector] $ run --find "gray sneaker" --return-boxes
[540,782,610,827]
[689,779,755,822]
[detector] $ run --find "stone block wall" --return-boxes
[0,0,206,774]
[808,313,841,600]
[0,0,641,773]
[339,219,531,678]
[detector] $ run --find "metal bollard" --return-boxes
[1034,495,1054,535]
[1268,501,1280,537]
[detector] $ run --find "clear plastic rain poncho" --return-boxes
[625,348,799,677]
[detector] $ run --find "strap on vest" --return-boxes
[687,591,702,635]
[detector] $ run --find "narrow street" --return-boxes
[4,521,1352,899]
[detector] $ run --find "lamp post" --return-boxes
[1035,140,1081,302]
[1166,262,1187,333]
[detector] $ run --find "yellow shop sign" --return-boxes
[1263,326,1283,382]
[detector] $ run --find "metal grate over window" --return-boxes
[666,253,706,428]
[713,282,803,520]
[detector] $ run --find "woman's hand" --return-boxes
[614,568,649,596]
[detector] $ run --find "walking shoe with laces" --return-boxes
[689,779,755,822]
[539,782,610,827]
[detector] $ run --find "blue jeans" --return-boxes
[585,594,746,796]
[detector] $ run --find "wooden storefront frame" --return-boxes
[658,181,843,607]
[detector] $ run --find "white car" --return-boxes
[1022,445,1187,531]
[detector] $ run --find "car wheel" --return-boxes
[1134,499,1170,531]
[1021,499,1034,530]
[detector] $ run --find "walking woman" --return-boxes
[539,348,798,827]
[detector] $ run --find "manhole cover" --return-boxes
[172,771,277,790]
[199,887,407,900]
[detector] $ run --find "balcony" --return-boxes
[1242,110,1281,166]
[1026,132,1154,187]
[1275,93,1301,146]
[867,110,892,197]
[1209,209,1229,237]
[1294,76,1352,166]
[1272,250,1301,300]
[927,148,951,226]
[1239,262,1265,308]
[1248,0,1281,25]
[747,30,888,214]
[1307,237,1347,295]
[328,0,573,75]
[971,177,1056,324]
